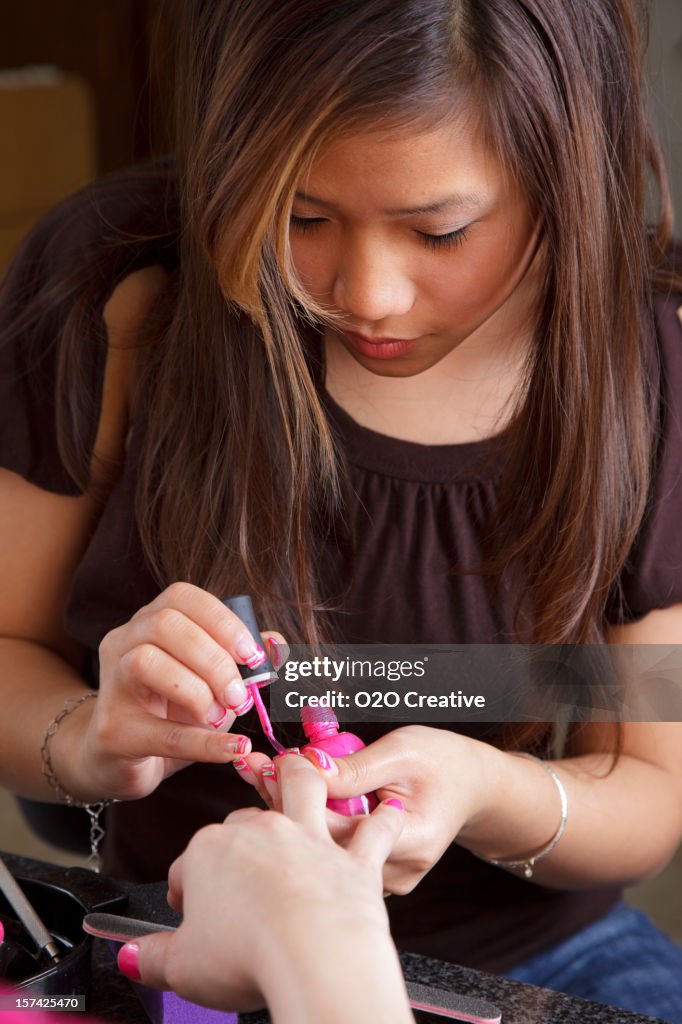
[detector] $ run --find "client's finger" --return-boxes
[118,932,175,989]
[277,752,333,837]
[347,798,406,870]
[223,806,266,826]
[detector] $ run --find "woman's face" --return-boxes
[289,117,540,378]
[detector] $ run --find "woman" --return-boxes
[0,1,680,1018]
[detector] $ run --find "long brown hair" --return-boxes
[142,0,680,644]
[3,0,681,661]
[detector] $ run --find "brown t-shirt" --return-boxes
[2,169,681,973]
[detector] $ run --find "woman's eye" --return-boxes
[290,214,327,234]
[417,226,469,251]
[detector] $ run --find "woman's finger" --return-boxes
[103,711,252,772]
[261,632,289,671]
[119,605,252,716]
[140,583,268,672]
[114,642,242,729]
[307,731,408,799]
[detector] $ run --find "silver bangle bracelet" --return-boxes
[479,753,568,879]
[40,691,119,873]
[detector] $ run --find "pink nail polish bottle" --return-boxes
[300,704,378,816]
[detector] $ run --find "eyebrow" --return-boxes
[294,190,486,217]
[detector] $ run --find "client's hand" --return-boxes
[118,753,413,1024]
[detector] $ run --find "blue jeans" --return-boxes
[505,902,682,1023]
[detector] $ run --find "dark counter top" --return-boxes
[1,852,664,1024]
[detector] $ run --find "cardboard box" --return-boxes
[0,65,96,274]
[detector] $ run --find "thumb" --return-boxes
[306,745,395,801]
[118,932,176,989]
[261,632,289,670]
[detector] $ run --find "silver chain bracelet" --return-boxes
[40,691,119,873]
[478,753,568,879]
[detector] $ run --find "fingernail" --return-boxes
[228,736,252,756]
[268,638,285,669]
[234,634,266,667]
[118,943,141,981]
[261,762,277,778]
[209,704,229,729]
[303,747,338,773]
[233,757,250,772]
[283,747,301,755]
[383,798,404,811]
[228,692,254,717]
[224,678,249,710]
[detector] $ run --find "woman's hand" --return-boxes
[236,725,493,895]
[52,582,284,802]
[119,754,410,1022]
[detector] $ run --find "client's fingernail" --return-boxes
[228,736,252,756]
[235,634,266,667]
[303,747,338,773]
[261,762,277,778]
[383,798,404,811]
[209,704,229,729]
[233,758,250,772]
[118,943,141,981]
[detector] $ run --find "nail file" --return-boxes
[83,913,177,941]
[0,857,61,962]
[84,915,503,1023]
[406,982,502,1023]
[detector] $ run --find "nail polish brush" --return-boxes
[0,857,61,964]
[220,595,287,754]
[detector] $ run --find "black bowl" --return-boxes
[0,874,125,996]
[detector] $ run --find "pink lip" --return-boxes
[343,331,418,360]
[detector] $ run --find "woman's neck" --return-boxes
[324,322,531,446]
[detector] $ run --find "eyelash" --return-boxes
[289,215,469,251]
[417,227,469,251]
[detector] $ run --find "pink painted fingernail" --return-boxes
[224,678,249,710]
[209,705,230,729]
[283,747,301,755]
[233,758,250,772]
[261,762,277,778]
[228,736,252,756]
[303,747,338,773]
[383,798,404,811]
[229,692,254,717]
[118,943,141,981]
[268,638,285,668]
[235,634,266,667]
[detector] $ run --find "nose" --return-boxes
[332,237,415,324]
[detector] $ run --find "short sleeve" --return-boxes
[609,290,682,622]
[0,158,179,495]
